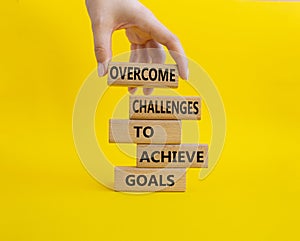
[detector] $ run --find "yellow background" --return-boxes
[1,0,300,240]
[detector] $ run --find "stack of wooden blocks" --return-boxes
[107,62,208,192]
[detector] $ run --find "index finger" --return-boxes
[136,12,188,80]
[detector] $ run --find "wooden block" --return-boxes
[109,119,181,144]
[130,95,201,120]
[137,144,208,168]
[114,166,186,192]
[107,62,178,88]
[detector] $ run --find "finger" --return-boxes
[152,28,188,80]
[135,44,154,95]
[91,22,113,76]
[144,40,164,95]
[136,44,151,63]
[143,88,154,95]
[146,40,166,64]
[128,44,138,94]
[129,43,138,63]
[128,87,137,95]
[165,38,189,80]
[135,10,188,80]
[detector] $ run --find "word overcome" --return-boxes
[109,66,176,82]
[107,62,178,88]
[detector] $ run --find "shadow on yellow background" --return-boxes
[1,0,299,240]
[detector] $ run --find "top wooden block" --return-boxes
[107,62,178,88]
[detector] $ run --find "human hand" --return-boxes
[86,0,188,95]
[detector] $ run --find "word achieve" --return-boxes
[107,62,178,88]
[109,119,181,144]
[130,96,201,120]
[114,166,186,192]
[137,144,208,168]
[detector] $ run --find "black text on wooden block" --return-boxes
[109,119,181,144]
[137,144,208,168]
[107,62,179,88]
[114,166,186,192]
[130,95,201,120]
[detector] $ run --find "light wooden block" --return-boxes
[137,144,208,168]
[130,95,201,120]
[109,119,181,144]
[114,166,186,192]
[107,62,178,88]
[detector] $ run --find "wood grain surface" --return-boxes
[109,119,181,144]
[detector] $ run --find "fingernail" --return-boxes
[186,69,189,80]
[97,63,105,77]
[128,87,137,95]
[143,88,153,95]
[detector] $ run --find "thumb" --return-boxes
[91,23,112,76]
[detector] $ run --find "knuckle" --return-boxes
[94,46,107,62]
[169,33,180,44]
[94,46,106,56]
